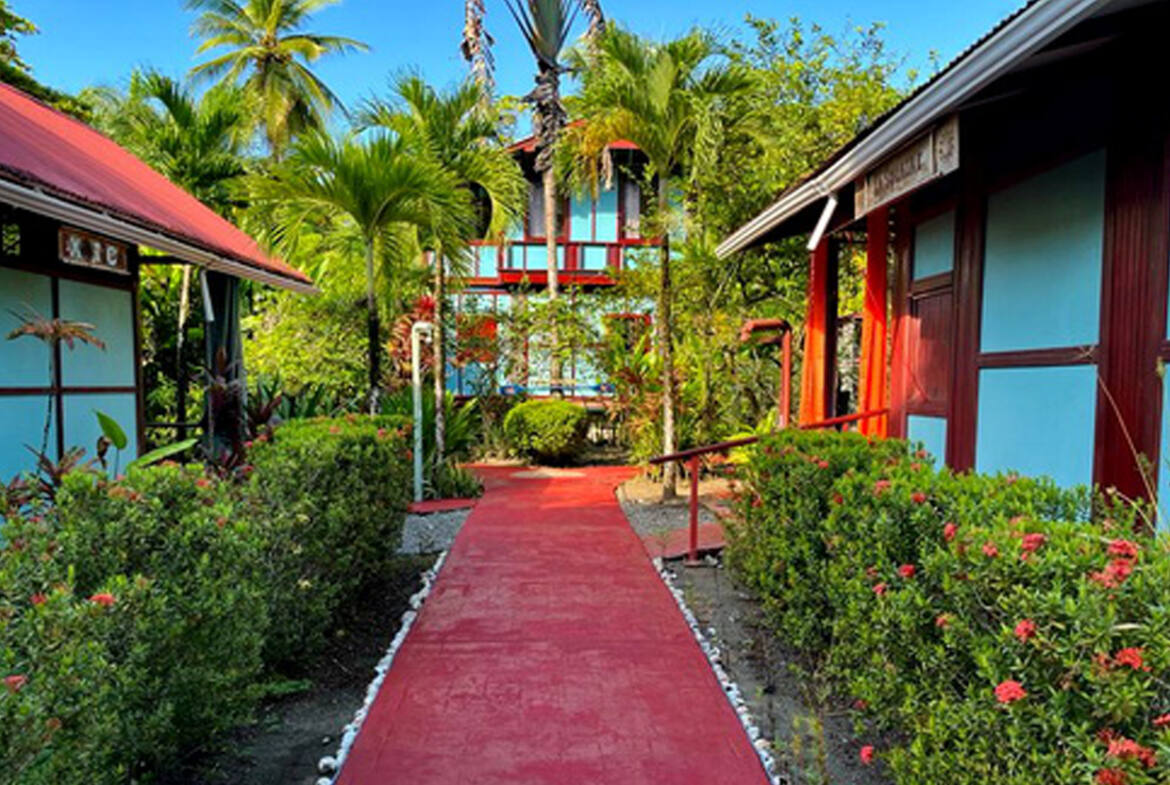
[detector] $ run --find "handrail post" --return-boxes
[686,455,700,566]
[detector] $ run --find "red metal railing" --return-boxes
[648,408,889,565]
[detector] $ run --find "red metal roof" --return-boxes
[508,120,639,154]
[0,81,312,290]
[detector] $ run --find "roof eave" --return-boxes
[0,176,319,294]
[716,0,1114,259]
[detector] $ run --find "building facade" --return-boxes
[719,0,1170,516]
[447,135,659,398]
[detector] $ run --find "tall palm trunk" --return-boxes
[432,249,446,467]
[657,178,676,499]
[543,165,560,391]
[365,241,380,414]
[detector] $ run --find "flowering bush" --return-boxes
[730,429,1170,784]
[0,415,415,784]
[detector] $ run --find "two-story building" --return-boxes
[447,131,659,397]
[719,0,1170,520]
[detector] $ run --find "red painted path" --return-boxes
[336,466,768,785]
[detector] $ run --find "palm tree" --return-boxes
[86,70,250,438]
[362,76,524,463]
[186,0,368,156]
[461,0,603,388]
[567,27,752,498]
[254,131,474,412]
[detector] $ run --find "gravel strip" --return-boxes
[399,509,471,554]
[618,497,716,539]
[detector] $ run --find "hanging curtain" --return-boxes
[202,270,246,454]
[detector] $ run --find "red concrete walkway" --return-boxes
[336,466,768,785]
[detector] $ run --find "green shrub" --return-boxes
[503,399,588,463]
[246,414,412,665]
[729,428,1170,785]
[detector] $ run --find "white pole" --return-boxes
[411,322,434,503]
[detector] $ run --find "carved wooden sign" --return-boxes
[854,115,960,217]
[58,226,129,275]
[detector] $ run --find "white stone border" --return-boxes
[315,550,449,785]
[653,557,781,785]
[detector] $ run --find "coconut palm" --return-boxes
[362,76,524,462]
[567,27,752,498]
[186,0,367,156]
[254,131,475,412]
[86,70,251,438]
[461,0,603,388]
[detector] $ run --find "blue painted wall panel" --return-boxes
[58,280,135,387]
[595,186,618,243]
[0,395,55,481]
[0,267,53,387]
[981,151,1105,353]
[63,392,138,463]
[913,210,955,280]
[975,365,1096,488]
[581,245,608,271]
[569,194,592,242]
[907,415,947,462]
[476,246,497,277]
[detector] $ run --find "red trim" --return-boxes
[798,238,835,425]
[979,346,1097,367]
[860,207,890,437]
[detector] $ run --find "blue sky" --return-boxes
[20,1,1022,119]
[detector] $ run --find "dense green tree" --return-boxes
[565,25,753,498]
[362,75,524,461]
[252,131,475,412]
[186,0,367,155]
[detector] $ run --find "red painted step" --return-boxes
[336,465,768,785]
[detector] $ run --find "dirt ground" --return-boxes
[161,554,434,785]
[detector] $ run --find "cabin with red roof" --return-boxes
[0,81,313,478]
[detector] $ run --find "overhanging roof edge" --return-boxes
[715,0,1113,259]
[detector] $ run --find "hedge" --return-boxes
[727,429,1169,785]
[0,415,413,784]
[503,399,588,463]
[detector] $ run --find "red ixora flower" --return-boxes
[1021,533,1046,553]
[943,522,958,542]
[859,745,875,765]
[29,593,46,606]
[194,477,212,489]
[1096,769,1128,785]
[898,564,916,579]
[89,592,116,607]
[1152,713,1170,728]
[817,460,830,470]
[1108,539,1140,560]
[873,583,888,596]
[4,674,27,693]
[994,680,1027,704]
[1107,736,1157,768]
[911,492,928,505]
[936,614,951,629]
[873,480,891,495]
[1013,619,1036,643]
[832,493,844,506]
[1113,647,1150,672]
[1090,558,1135,589]
[983,542,999,558]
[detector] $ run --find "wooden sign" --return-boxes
[58,226,129,275]
[854,115,960,217]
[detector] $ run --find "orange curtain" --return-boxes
[798,239,831,425]
[859,208,889,437]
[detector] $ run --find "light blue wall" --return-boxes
[907,415,947,462]
[1160,378,1170,531]
[570,193,592,242]
[0,395,55,481]
[913,210,955,280]
[976,365,1096,487]
[63,392,138,463]
[475,246,497,277]
[581,245,608,271]
[523,245,565,271]
[595,186,618,243]
[58,280,135,387]
[981,151,1105,353]
[0,267,53,387]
